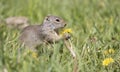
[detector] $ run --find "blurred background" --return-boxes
[0,0,120,72]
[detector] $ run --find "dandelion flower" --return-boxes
[102,58,114,66]
[60,28,72,36]
[62,28,72,33]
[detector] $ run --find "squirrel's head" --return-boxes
[43,15,67,30]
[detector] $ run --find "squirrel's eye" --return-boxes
[56,19,60,22]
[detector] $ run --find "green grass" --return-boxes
[0,0,120,72]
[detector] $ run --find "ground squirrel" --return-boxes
[19,15,70,50]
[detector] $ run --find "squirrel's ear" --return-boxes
[44,14,53,22]
[45,15,50,21]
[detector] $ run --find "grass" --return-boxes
[0,0,120,72]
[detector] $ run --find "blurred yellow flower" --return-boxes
[102,58,114,66]
[32,52,38,59]
[103,49,115,55]
[60,28,72,36]
[25,50,38,60]
[108,49,115,54]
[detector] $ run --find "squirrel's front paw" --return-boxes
[60,28,72,40]
[63,33,71,40]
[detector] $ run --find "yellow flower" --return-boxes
[25,50,38,60]
[60,28,72,36]
[32,52,38,59]
[102,58,114,66]
[103,49,115,55]
[62,28,72,33]
[108,49,115,54]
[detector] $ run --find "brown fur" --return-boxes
[19,15,68,50]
